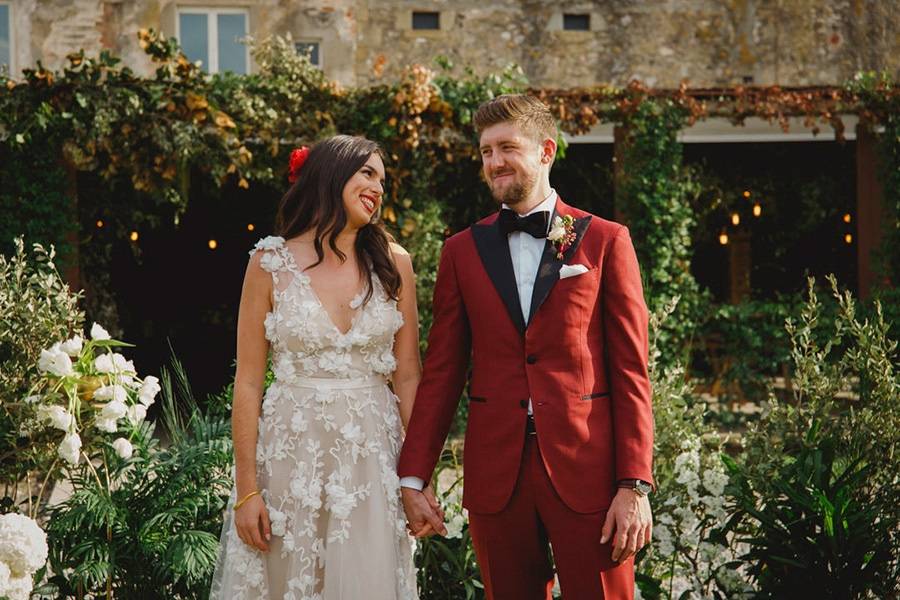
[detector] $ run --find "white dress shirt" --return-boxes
[400,190,558,491]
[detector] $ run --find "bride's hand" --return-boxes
[235,494,271,552]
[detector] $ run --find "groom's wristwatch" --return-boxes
[618,479,653,497]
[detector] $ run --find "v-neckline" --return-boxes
[281,245,366,337]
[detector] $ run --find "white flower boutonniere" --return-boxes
[547,215,577,259]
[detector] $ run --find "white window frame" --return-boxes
[175,6,250,74]
[0,1,14,76]
[295,39,322,69]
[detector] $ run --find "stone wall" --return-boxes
[5,0,899,88]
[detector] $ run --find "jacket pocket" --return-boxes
[581,391,610,401]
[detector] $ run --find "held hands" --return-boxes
[401,484,447,538]
[234,493,271,552]
[601,488,653,563]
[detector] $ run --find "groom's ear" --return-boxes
[541,136,558,166]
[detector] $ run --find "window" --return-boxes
[412,11,440,30]
[563,13,590,31]
[295,41,320,68]
[177,8,248,74]
[0,3,11,74]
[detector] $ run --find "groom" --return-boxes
[399,94,654,599]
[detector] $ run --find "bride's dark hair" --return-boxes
[274,135,401,303]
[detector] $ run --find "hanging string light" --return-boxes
[843,213,851,223]
[731,212,741,226]
[208,239,218,250]
[743,190,751,199]
[844,233,853,244]
[129,231,139,242]
[752,203,762,217]
[718,230,729,245]
[247,223,255,232]
[96,220,104,228]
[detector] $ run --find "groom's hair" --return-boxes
[473,94,558,145]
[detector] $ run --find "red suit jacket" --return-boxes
[398,198,654,514]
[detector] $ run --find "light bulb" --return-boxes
[731,213,740,226]
[718,232,729,245]
[843,213,851,223]
[96,220,104,228]
[208,239,218,250]
[753,203,762,217]
[743,190,751,199]
[844,233,852,244]
[247,223,255,231]
[129,231,139,242]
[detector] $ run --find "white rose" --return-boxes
[57,433,82,464]
[38,344,74,377]
[59,335,83,357]
[0,513,48,574]
[111,438,133,459]
[94,353,115,373]
[139,376,161,406]
[39,406,74,431]
[90,323,111,340]
[94,384,127,404]
[100,399,128,421]
[127,404,147,426]
[94,417,118,433]
[547,223,567,241]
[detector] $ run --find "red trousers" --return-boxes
[468,435,635,600]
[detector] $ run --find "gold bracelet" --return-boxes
[233,490,260,511]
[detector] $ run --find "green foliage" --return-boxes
[617,100,708,363]
[42,358,232,599]
[0,238,84,488]
[723,277,900,598]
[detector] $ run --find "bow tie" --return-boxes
[498,209,549,239]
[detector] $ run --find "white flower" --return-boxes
[702,468,729,497]
[59,335,83,357]
[100,399,128,421]
[547,217,567,242]
[445,512,466,539]
[340,422,364,445]
[0,513,48,578]
[38,344,74,377]
[22,395,41,404]
[325,481,357,520]
[111,437,133,459]
[254,235,284,251]
[127,404,148,426]
[139,376,161,406]
[38,405,74,431]
[57,433,82,464]
[259,253,284,273]
[94,353,115,373]
[94,384,127,403]
[269,509,286,537]
[0,573,34,600]
[111,353,135,373]
[95,417,118,433]
[290,411,308,433]
[90,323,111,341]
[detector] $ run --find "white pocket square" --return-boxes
[559,264,589,279]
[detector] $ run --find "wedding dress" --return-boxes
[210,236,418,600]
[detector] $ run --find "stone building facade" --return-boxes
[2,0,898,89]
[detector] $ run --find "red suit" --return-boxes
[398,198,654,599]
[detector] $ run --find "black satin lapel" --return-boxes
[471,223,526,335]
[527,215,592,327]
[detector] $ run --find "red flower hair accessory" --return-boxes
[288,146,310,183]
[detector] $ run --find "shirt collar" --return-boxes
[502,189,558,219]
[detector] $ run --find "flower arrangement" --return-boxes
[547,214,577,259]
[29,322,159,469]
[0,513,48,600]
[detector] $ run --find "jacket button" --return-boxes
[519,399,528,409]
[526,354,537,364]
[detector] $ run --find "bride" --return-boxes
[210,135,441,599]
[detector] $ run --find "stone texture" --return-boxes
[6,0,899,88]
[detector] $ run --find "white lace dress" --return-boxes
[210,236,418,600]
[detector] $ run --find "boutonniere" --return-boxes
[547,215,577,259]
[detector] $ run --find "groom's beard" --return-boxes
[489,169,538,208]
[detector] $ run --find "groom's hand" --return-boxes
[601,488,652,563]
[401,486,447,538]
